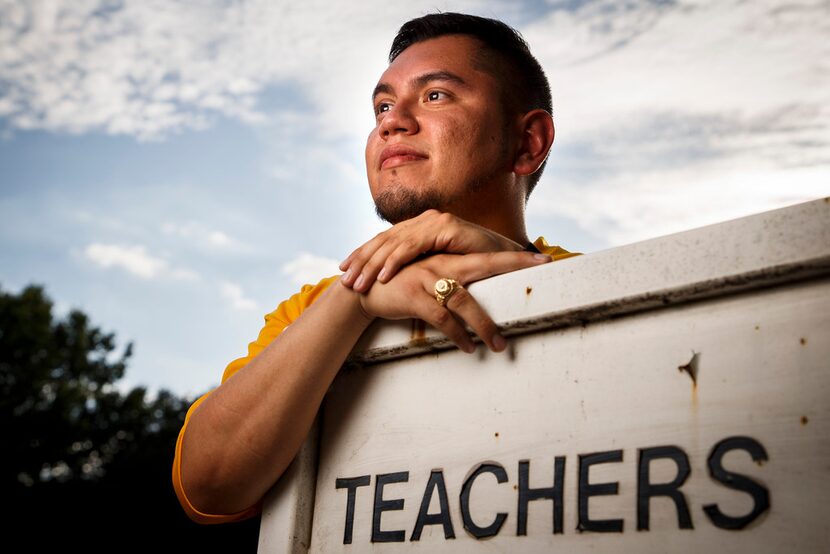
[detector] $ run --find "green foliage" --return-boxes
[1,284,259,551]
[2,284,136,487]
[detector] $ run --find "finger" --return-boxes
[443,251,552,285]
[413,294,476,353]
[339,244,364,271]
[442,286,505,352]
[366,213,472,285]
[378,237,432,284]
[378,224,524,284]
[349,223,433,291]
[340,233,391,287]
[352,240,401,292]
[340,253,358,285]
[340,246,375,285]
[343,211,444,286]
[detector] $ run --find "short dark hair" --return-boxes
[389,13,552,196]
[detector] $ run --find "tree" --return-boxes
[1,284,259,551]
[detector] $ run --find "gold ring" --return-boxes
[434,278,462,307]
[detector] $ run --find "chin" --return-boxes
[373,186,447,224]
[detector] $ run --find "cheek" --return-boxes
[446,113,498,151]
[365,138,380,194]
[431,117,473,162]
[365,134,380,172]
[365,132,375,164]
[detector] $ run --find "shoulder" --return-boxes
[265,275,341,323]
[533,236,582,261]
[221,275,340,384]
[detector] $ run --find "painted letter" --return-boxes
[372,471,409,542]
[411,470,455,541]
[517,458,565,535]
[578,450,624,532]
[703,436,770,529]
[460,463,509,539]
[336,475,371,544]
[637,446,693,530]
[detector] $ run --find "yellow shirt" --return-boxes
[172,237,578,524]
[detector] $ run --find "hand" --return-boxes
[355,250,552,353]
[340,209,525,293]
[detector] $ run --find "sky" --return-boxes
[1,0,827,397]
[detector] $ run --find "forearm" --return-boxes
[180,280,373,515]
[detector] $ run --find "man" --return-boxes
[172,12,577,523]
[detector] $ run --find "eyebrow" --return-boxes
[372,71,468,101]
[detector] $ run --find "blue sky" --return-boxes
[1,0,827,397]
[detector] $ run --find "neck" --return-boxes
[448,181,529,246]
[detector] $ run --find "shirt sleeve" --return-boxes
[172,275,339,524]
[533,236,582,261]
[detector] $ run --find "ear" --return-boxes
[512,109,555,177]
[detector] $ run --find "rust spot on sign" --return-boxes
[800,337,807,345]
[526,286,533,295]
[494,432,499,438]
[754,325,760,331]
[678,351,700,387]
[513,484,518,491]
[410,319,428,347]
[801,415,809,425]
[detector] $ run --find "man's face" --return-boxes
[366,35,512,224]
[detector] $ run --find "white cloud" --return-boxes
[161,221,237,249]
[83,243,197,280]
[220,281,258,311]
[2,0,825,144]
[524,0,829,134]
[520,0,830,245]
[168,267,200,281]
[531,159,828,246]
[282,252,341,286]
[0,0,497,140]
[84,243,164,278]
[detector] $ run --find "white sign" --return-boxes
[259,198,830,553]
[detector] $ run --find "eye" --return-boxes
[426,90,448,102]
[375,102,392,116]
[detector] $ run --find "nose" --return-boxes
[378,101,419,139]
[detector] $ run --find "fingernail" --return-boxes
[492,334,507,351]
[378,268,387,282]
[342,268,353,285]
[354,274,365,290]
[464,342,476,354]
[534,254,552,262]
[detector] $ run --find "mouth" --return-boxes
[379,145,428,170]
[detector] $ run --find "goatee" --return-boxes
[373,186,449,224]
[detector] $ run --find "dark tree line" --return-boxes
[1,284,259,552]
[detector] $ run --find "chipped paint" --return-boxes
[678,351,700,387]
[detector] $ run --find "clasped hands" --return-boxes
[339,209,551,353]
